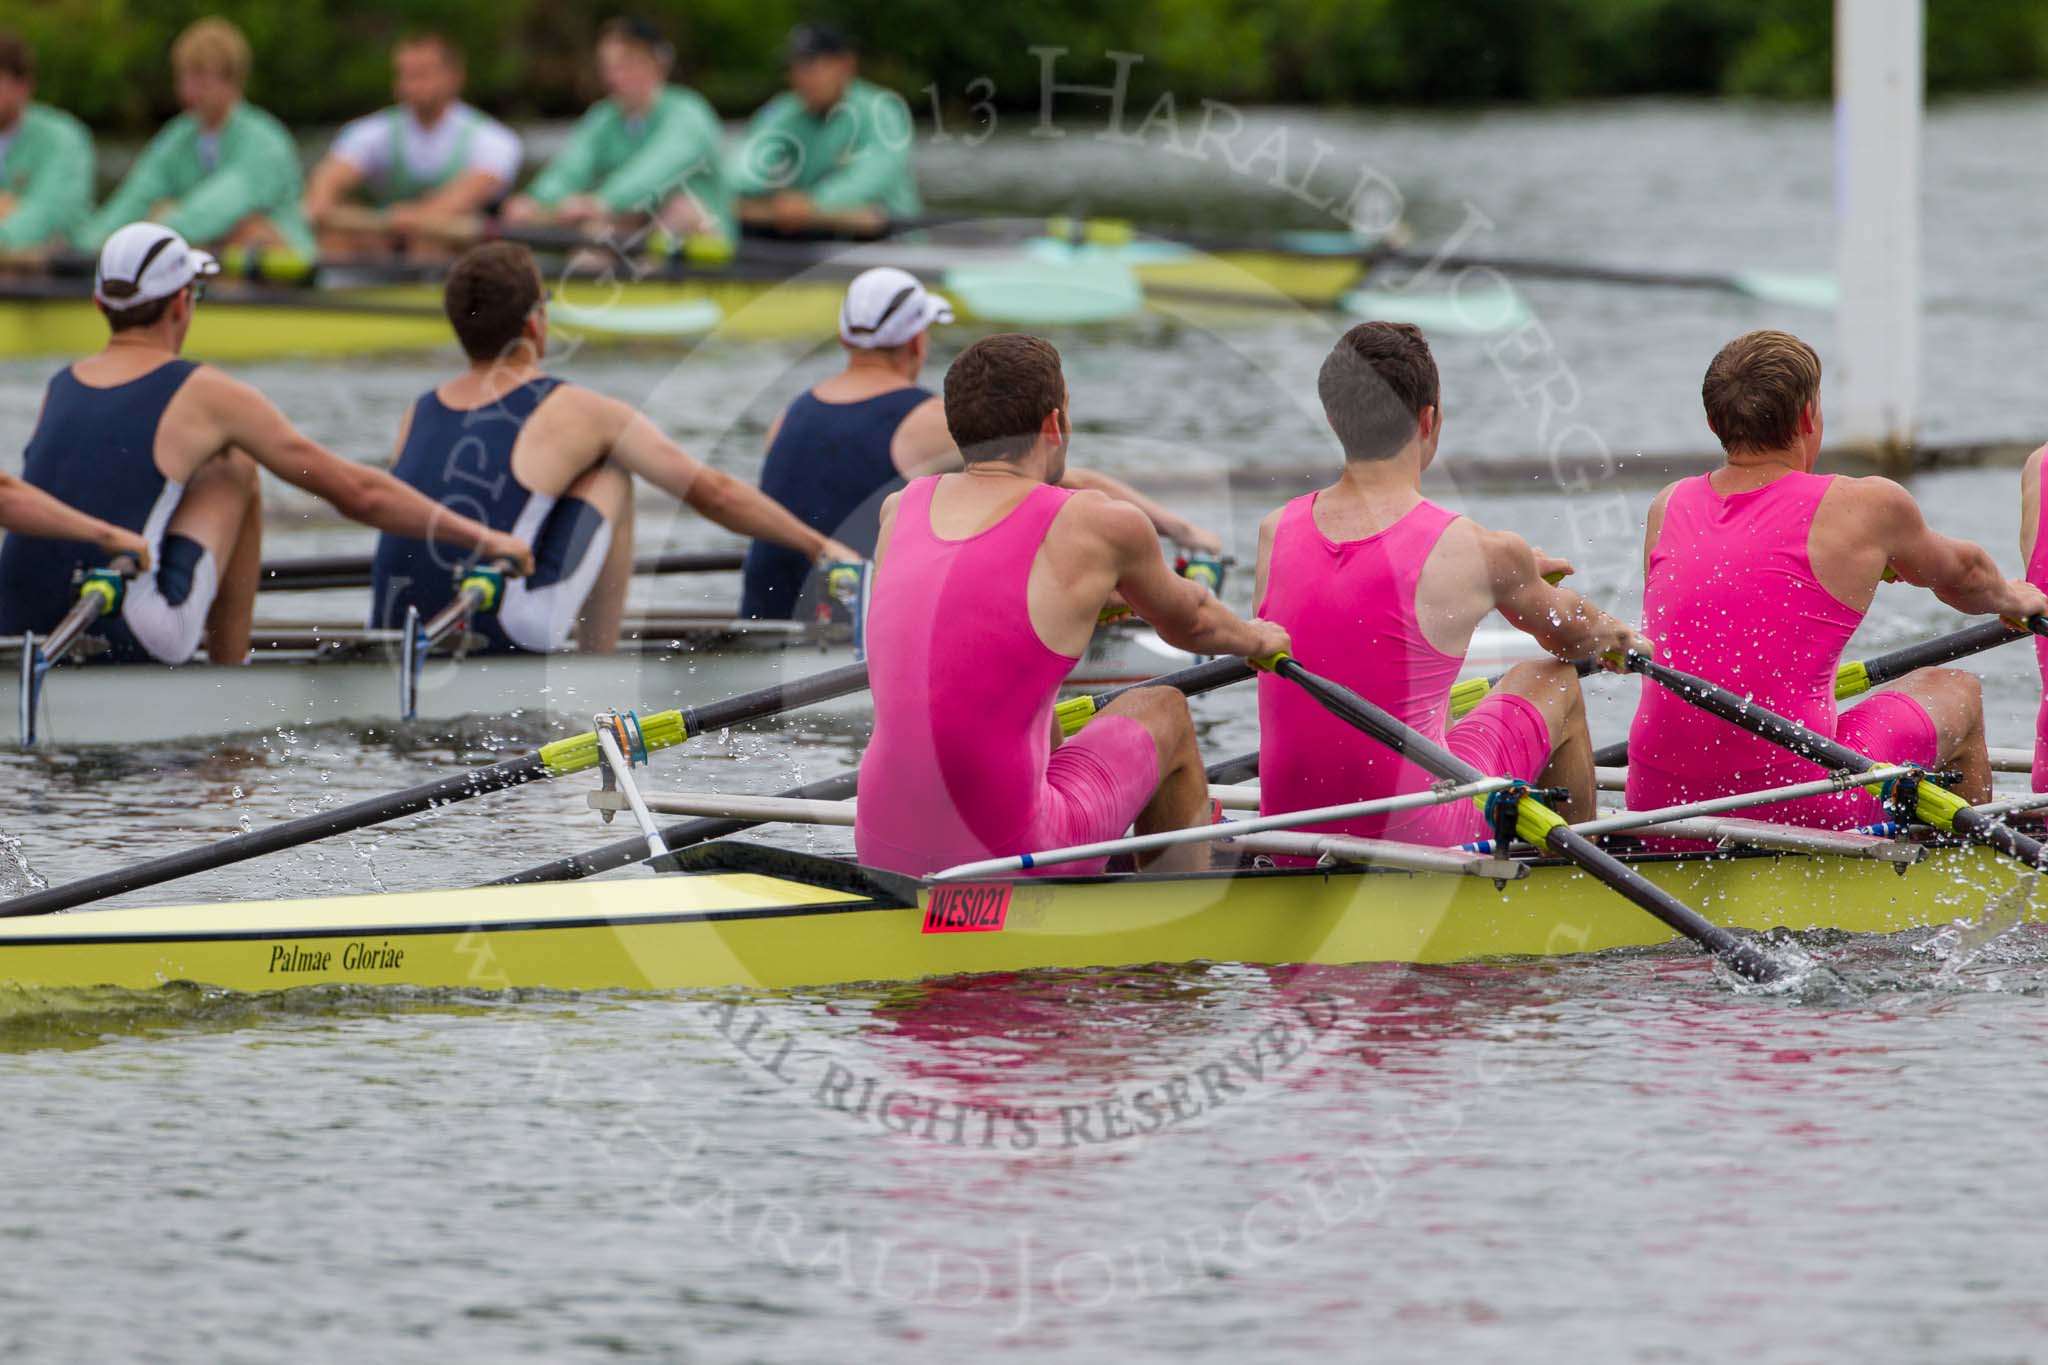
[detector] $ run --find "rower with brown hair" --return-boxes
[1628,328,2042,828]
[302,31,524,258]
[369,242,854,653]
[856,333,1287,878]
[1253,321,1633,848]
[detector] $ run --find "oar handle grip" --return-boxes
[455,560,514,614]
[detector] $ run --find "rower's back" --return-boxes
[856,471,1094,874]
[0,349,199,653]
[738,382,929,620]
[369,371,572,649]
[1256,490,1496,839]
[1627,468,1865,795]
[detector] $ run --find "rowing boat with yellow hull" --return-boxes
[0,839,2025,995]
[0,244,1370,363]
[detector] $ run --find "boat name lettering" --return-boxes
[922,884,1012,934]
[342,940,406,971]
[268,943,331,974]
[266,940,407,973]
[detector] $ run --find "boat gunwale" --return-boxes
[0,841,1832,949]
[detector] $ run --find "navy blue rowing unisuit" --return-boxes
[0,357,206,662]
[739,385,931,620]
[371,376,610,654]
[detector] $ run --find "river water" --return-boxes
[2,96,2047,1362]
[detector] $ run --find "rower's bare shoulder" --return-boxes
[1827,473,1919,528]
[1465,520,1540,584]
[1062,486,1152,543]
[546,380,619,424]
[1446,514,1507,561]
[555,383,644,449]
[179,364,283,432]
[180,363,253,407]
[1254,505,1285,550]
[2025,443,2047,485]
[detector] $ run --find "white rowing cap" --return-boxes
[94,222,221,311]
[839,267,953,349]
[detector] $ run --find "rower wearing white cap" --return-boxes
[0,223,533,669]
[740,267,1224,620]
[370,242,857,655]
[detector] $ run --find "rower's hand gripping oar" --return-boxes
[0,659,873,918]
[1614,649,2048,870]
[18,557,138,748]
[1253,652,1787,984]
[399,559,513,722]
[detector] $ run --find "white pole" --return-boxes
[1834,0,1923,463]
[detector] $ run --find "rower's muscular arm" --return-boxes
[1483,526,1637,659]
[1099,498,1285,659]
[0,474,152,569]
[196,370,534,574]
[2022,445,2044,565]
[1641,481,1678,583]
[301,156,365,224]
[1865,476,2046,619]
[400,168,511,220]
[888,398,957,478]
[604,399,857,563]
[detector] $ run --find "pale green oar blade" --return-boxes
[943,251,1144,325]
[548,298,725,337]
[1729,270,1839,311]
[1340,285,1533,337]
[1023,236,1197,266]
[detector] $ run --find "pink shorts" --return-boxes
[1387,691,1555,846]
[1628,689,1939,834]
[1023,715,1163,875]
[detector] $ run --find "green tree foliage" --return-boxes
[2,0,2045,131]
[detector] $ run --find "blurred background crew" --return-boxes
[301,32,523,259]
[501,17,730,243]
[729,24,919,237]
[73,17,311,256]
[0,31,93,252]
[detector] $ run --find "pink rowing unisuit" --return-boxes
[1628,470,1936,830]
[855,476,1160,876]
[1256,492,1551,846]
[2031,459,2048,791]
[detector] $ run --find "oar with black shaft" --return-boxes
[1618,649,2048,870]
[261,549,748,594]
[0,660,874,919]
[488,655,1260,886]
[1259,653,1787,984]
[1593,613,2048,768]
